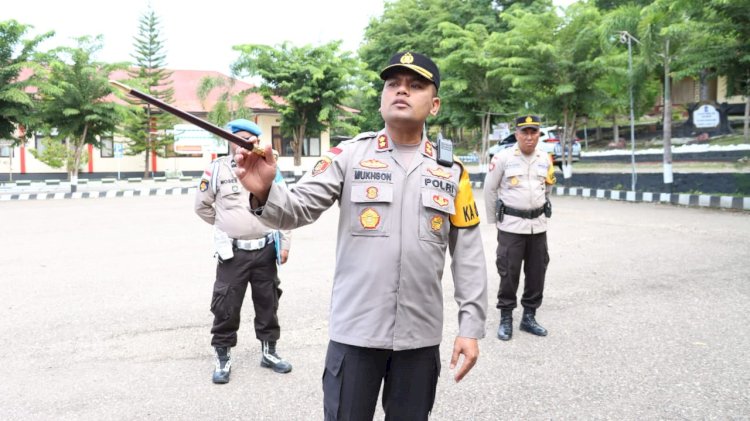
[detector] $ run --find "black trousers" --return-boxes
[495,230,549,310]
[322,341,441,421]
[210,244,281,347]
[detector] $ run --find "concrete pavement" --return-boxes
[0,193,748,420]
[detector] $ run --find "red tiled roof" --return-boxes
[109,69,280,113]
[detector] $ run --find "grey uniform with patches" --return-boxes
[259,130,487,350]
[195,155,291,248]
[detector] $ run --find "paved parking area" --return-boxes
[0,193,748,420]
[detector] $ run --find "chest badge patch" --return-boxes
[199,179,209,192]
[431,215,443,231]
[433,195,449,208]
[510,176,519,186]
[312,157,332,176]
[427,167,451,179]
[366,186,379,200]
[360,159,388,169]
[360,208,381,230]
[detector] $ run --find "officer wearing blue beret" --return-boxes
[195,118,293,383]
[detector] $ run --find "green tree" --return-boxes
[0,20,53,180]
[595,0,655,11]
[231,41,362,167]
[597,4,659,145]
[494,1,606,178]
[122,7,175,178]
[29,136,88,172]
[36,36,126,191]
[705,0,750,141]
[438,22,510,164]
[358,0,504,131]
[196,74,254,154]
[638,0,696,189]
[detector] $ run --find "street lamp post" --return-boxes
[619,31,640,192]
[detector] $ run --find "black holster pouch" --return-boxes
[544,199,552,218]
[496,199,505,222]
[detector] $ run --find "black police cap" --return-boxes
[516,115,541,130]
[379,52,440,90]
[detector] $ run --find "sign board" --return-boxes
[114,143,124,159]
[489,123,511,141]
[172,123,228,155]
[693,104,720,128]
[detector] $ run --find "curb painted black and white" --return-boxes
[549,186,749,211]
[2,182,748,212]
[0,187,196,201]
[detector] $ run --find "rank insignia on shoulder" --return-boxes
[377,134,389,150]
[424,141,434,157]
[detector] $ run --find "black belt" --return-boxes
[503,205,545,219]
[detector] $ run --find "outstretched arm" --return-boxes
[234,141,277,203]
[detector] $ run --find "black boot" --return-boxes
[497,309,513,341]
[260,341,292,373]
[212,346,231,384]
[519,308,548,336]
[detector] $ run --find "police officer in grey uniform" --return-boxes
[195,119,292,384]
[483,115,556,341]
[233,52,487,420]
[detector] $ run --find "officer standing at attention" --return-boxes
[483,115,556,341]
[233,52,487,420]
[194,118,292,384]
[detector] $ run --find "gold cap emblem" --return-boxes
[525,116,533,123]
[400,52,414,64]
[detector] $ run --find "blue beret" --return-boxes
[226,119,262,136]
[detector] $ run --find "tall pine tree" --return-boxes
[123,7,175,178]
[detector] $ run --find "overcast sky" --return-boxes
[5,0,577,76]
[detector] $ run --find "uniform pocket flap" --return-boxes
[324,343,346,376]
[351,183,393,203]
[421,190,455,215]
[504,167,524,178]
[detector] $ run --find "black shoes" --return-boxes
[519,309,548,337]
[212,346,231,384]
[497,310,513,341]
[260,341,292,374]
[498,309,548,340]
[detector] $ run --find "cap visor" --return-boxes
[380,64,434,83]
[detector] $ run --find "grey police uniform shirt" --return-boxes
[258,130,488,351]
[483,143,556,235]
[195,155,291,250]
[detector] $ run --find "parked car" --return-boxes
[487,126,581,168]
